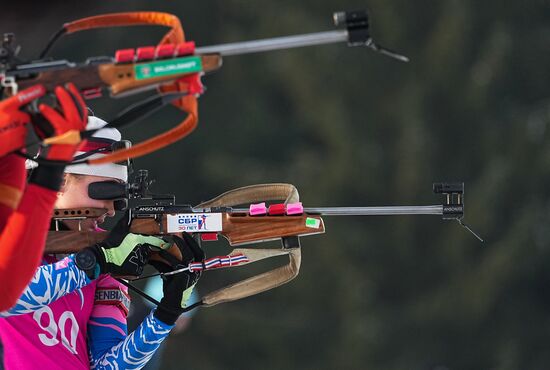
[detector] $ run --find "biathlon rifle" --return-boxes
[45,170,481,311]
[1,10,408,165]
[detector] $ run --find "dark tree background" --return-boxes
[2,0,550,369]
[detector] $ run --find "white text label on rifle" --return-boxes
[167,213,223,233]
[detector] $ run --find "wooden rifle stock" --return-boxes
[15,55,222,97]
[45,209,325,254]
[220,213,324,245]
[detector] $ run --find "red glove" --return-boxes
[0,85,46,157]
[35,83,88,161]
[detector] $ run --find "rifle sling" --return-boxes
[201,248,301,307]
[195,183,302,307]
[196,183,299,208]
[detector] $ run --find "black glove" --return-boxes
[75,211,171,279]
[151,233,204,325]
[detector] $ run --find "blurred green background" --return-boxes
[4,0,550,369]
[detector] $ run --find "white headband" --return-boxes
[64,116,128,182]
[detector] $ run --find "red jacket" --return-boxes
[0,154,58,311]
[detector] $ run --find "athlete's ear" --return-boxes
[57,173,72,195]
[59,174,68,193]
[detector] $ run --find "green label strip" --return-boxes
[134,56,203,80]
[305,217,321,229]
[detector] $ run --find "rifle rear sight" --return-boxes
[87,169,175,210]
[128,169,175,206]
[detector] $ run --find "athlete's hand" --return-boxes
[33,83,88,161]
[151,233,204,325]
[0,85,46,157]
[75,211,172,279]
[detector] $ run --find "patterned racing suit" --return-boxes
[0,254,174,369]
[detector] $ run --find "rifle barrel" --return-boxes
[195,30,348,56]
[304,206,443,216]
[229,205,444,216]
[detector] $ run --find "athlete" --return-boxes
[0,117,202,370]
[0,83,87,311]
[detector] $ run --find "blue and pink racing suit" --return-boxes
[0,255,174,369]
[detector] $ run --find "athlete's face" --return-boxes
[55,174,123,231]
